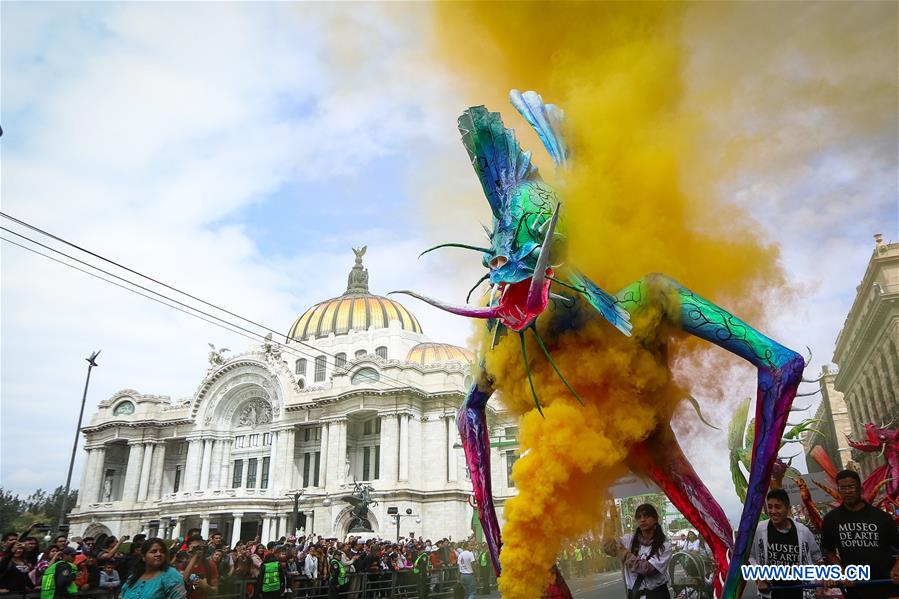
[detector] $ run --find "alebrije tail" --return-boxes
[509,89,568,167]
[458,106,541,218]
[567,271,633,337]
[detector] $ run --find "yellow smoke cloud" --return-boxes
[431,2,894,597]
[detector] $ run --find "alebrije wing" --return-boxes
[566,270,632,337]
[458,106,541,218]
[509,89,568,167]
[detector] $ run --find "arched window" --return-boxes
[355,349,367,359]
[335,353,347,368]
[295,359,306,376]
[375,346,388,359]
[314,355,327,382]
[351,367,380,385]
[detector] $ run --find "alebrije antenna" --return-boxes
[531,325,583,406]
[419,243,491,258]
[519,332,544,417]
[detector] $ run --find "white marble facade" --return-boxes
[68,254,517,545]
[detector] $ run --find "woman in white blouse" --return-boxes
[604,503,673,599]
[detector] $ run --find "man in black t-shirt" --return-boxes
[821,470,899,599]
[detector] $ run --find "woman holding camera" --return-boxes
[121,539,185,599]
[604,504,673,599]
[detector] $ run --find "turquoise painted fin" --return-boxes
[567,271,633,337]
[509,89,568,167]
[458,106,541,218]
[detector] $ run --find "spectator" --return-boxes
[99,561,121,594]
[605,503,673,599]
[42,547,79,599]
[457,542,476,599]
[326,549,345,599]
[98,535,129,562]
[74,551,101,591]
[0,541,35,594]
[822,470,899,599]
[31,547,59,588]
[22,537,40,567]
[0,534,18,561]
[749,489,823,599]
[258,548,286,599]
[206,534,223,557]
[121,539,185,599]
[178,536,218,599]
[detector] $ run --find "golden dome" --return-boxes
[288,247,423,341]
[406,342,473,366]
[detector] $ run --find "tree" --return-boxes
[0,487,78,535]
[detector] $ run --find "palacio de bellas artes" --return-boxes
[68,250,518,545]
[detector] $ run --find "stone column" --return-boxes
[268,431,278,490]
[200,515,211,539]
[172,518,182,540]
[208,440,223,490]
[879,350,899,406]
[281,428,296,490]
[199,439,213,491]
[137,442,155,501]
[380,414,399,485]
[122,441,146,503]
[399,414,410,482]
[319,423,330,488]
[278,515,288,540]
[241,460,249,489]
[147,443,167,500]
[873,361,893,418]
[89,445,107,503]
[231,514,243,547]
[335,420,348,486]
[76,448,96,508]
[183,439,202,492]
[219,440,232,489]
[446,415,458,482]
[261,518,271,543]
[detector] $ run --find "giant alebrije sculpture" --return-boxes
[391,91,805,599]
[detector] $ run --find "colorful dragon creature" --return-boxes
[848,421,899,508]
[391,90,805,599]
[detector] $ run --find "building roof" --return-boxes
[287,247,422,340]
[406,342,473,366]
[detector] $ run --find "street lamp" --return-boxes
[287,491,304,536]
[387,507,418,542]
[56,350,101,535]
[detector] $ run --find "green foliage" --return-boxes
[668,517,692,532]
[0,486,78,535]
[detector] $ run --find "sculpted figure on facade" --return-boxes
[207,343,230,369]
[237,399,272,429]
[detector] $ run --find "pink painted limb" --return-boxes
[630,426,734,599]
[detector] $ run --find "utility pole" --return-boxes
[56,350,100,534]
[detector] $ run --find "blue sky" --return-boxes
[1,2,896,526]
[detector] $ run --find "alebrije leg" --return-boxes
[519,331,544,417]
[458,373,503,576]
[530,325,583,406]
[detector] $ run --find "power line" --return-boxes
[1,235,518,438]
[0,217,469,399]
[1,212,519,431]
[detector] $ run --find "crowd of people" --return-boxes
[0,527,493,599]
[4,470,897,599]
